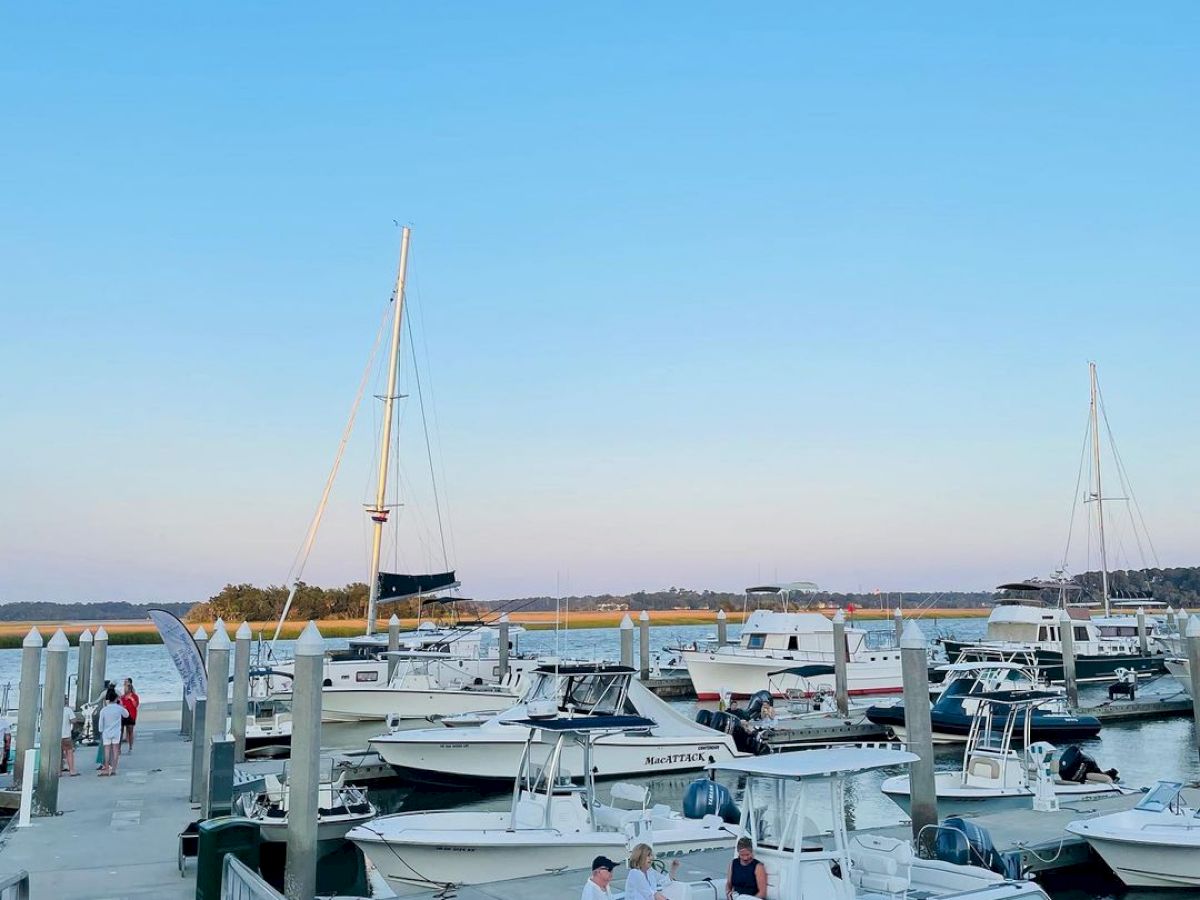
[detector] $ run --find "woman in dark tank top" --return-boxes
[726,837,766,898]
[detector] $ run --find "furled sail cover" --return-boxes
[377,570,458,602]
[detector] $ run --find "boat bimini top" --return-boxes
[707,747,919,780]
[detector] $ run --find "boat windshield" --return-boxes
[745,775,838,852]
[1136,780,1186,813]
[521,671,632,716]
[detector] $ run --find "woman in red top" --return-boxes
[120,678,140,753]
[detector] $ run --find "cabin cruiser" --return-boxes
[940,582,1166,683]
[1066,780,1200,888]
[663,748,1050,900]
[294,656,527,724]
[369,663,750,784]
[236,772,376,843]
[866,663,1100,744]
[680,606,901,699]
[881,691,1128,814]
[350,717,740,887]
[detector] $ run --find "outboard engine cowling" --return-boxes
[682,778,740,824]
[705,710,761,754]
[743,690,774,720]
[694,709,714,729]
[935,816,1021,881]
[1058,745,1116,783]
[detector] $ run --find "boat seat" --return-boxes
[967,758,1001,780]
[848,834,912,897]
[759,851,853,900]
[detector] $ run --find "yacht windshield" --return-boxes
[519,670,631,715]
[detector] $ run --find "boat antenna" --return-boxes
[365,226,413,636]
[1088,362,1111,617]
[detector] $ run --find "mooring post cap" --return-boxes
[23,627,43,649]
[899,619,926,649]
[639,610,649,622]
[94,626,108,641]
[208,621,231,651]
[236,621,252,640]
[620,614,633,630]
[193,625,208,640]
[296,620,325,656]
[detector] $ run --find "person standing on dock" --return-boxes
[97,688,128,776]
[581,856,619,900]
[119,678,140,754]
[61,695,79,776]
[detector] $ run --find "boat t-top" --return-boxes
[350,716,740,888]
[881,690,1128,815]
[662,748,1050,899]
[369,662,751,783]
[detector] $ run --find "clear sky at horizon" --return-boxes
[2,4,1197,605]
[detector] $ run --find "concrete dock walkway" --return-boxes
[0,705,197,899]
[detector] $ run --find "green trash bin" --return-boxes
[195,816,262,900]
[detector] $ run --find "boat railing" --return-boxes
[0,871,29,900]
[221,855,284,900]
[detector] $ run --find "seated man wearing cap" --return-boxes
[582,855,619,900]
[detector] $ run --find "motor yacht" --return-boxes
[680,606,901,700]
[881,691,1128,814]
[662,748,1050,900]
[369,663,750,784]
[1066,780,1200,888]
[349,717,740,888]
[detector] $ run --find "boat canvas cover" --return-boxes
[377,570,458,601]
[507,716,657,732]
[769,664,836,678]
[709,747,918,778]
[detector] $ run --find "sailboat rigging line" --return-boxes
[404,300,451,571]
[1061,413,1093,572]
[269,301,394,649]
[1096,381,1160,569]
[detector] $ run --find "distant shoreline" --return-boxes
[0,607,991,649]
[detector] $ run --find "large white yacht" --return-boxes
[369,663,750,783]
[680,593,902,699]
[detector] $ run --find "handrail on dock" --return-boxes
[0,870,30,900]
[221,856,284,900]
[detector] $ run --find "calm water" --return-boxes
[2,615,1190,898]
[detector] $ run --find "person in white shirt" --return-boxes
[581,855,619,900]
[97,688,129,776]
[61,696,79,776]
[626,844,675,900]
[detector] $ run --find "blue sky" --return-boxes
[2,4,1197,604]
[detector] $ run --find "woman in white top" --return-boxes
[61,696,79,776]
[625,844,674,900]
[97,688,128,776]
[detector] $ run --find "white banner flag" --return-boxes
[148,609,208,708]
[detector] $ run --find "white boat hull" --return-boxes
[681,650,902,699]
[258,812,374,843]
[316,685,519,723]
[351,811,736,887]
[371,729,740,782]
[1075,833,1200,888]
[881,772,1125,815]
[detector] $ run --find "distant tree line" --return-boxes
[0,600,194,622]
[9,566,1200,623]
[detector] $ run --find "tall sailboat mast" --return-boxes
[365,226,412,636]
[1088,361,1111,617]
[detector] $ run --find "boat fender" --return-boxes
[682,778,740,825]
[935,816,1020,881]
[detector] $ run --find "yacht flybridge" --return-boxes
[350,717,740,888]
[369,663,752,783]
[680,590,902,699]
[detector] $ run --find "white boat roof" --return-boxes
[937,662,1031,673]
[707,747,918,779]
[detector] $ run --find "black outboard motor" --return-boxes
[682,778,740,824]
[705,710,771,755]
[695,709,715,729]
[741,690,774,720]
[935,816,1021,881]
[1058,745,1118,784]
